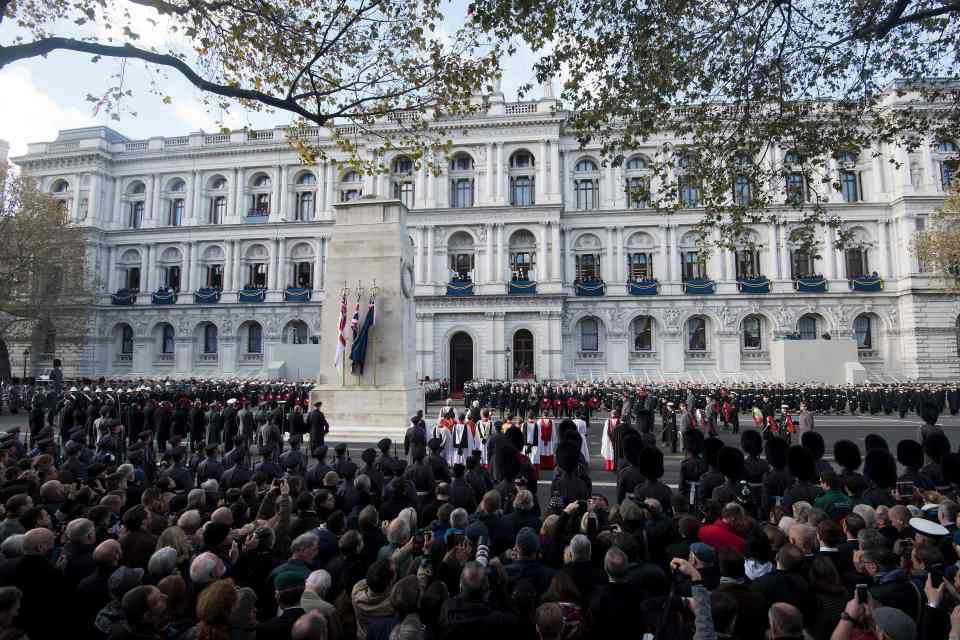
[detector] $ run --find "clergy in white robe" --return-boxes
[537,414,556,470]
[601,414,620,471]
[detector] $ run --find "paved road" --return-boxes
[4,407,959,507]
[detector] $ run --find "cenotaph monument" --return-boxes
[310,197,419,441]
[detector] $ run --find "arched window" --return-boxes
[838,152,861,203]
[293,172,317,221]
[845,246,869,278]
[168,179,186,193]
[284,321,309,345]
[210,196,226,225]
[509,151,535,206]
[633,316,653,351]
[391,156,415,207]
[450,154,474,171]
[509,230,537,281]
[580,318,599,352]
[161,324,175,354]
[249,173,272,215]
[936,141,958,190]
[127,181,146,229]
[203,324,218,354]
[168,197,185,226]
[735,234,762,278]
[679,233,707,281]
[679,175,701,207]
[625,156,648,171]
[253,174,271,188]
[783,150,807,203]
[447,232,476,281]
[853,315,873,350]
[574,157,600,209]
[52,179,70,193]
[449,153,475,208]
[510,151,534,169]
[624,155,650,209]
[121,325,134,354]
[574,233,603,282]
[798,315,818,340]
[629,252,652,280]
[392,156,414,174]
[733,175,752,206]
[209,176,227,190]
[789,230,817,279]
[742,315,762,350]
[937,141,958,154]
[341,171,362,202]
[296,172,317,186]
[247,323,263,354]
[687,317,707,351]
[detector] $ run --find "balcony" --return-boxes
[737,276,770,294]
[155,353,175,364]
[849,275,883,292]
[794,276,828,293]
[577,351,604,360]
[574,278,605,297]
[741,350,770,361]
[197,353,219,363]
[115,354,133,364]
[858,349,881,360]
[111,288,138,305]
[241,353,264,363]
[244,211,270,224]
[685,350,712,360]
[239,287,266,303]
[151,289,177,305]
[627,278,659,296]
[629,351,658,361]
[195,287,221,304]
[509,278,537,295]
[682,278,715,295]
[284,287,313,302]
[446,278,474,297]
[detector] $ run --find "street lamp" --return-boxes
[22,348,30,379]
[504,346,512,380]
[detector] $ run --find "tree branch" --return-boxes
[0,37,327,124]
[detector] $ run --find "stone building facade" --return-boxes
[7,86,960,385]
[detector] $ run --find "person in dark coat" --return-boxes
[63,517,98,587]
[742,429,770,484]
[762,437,792,515]
[257,573,306,640]
[896,439,933,492]
[749,544,815,618]
[861,449,898,508]
[615,431,646,504]
[711,446,746,507]
[782,446,822,511]
[801,431,833,479]
[288,404,306,437]
[700,437,726,502]
[449,463,478,512]
[307,402,329,447]
[633,446,674,515]
[921,431,950,489]
[679,429,707,504]
[833,440,865,489]
[550,441,590,506]
[76,539,122,636]
[0,528,70,638]
[306,446,332,491]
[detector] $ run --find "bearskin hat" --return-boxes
[560,429,583,451]
[942,452,960,486]
[496,443,521,480]
[800,431,826,460]
[377,438,392,453]
[361,448,377,465]
[505,427,524,451]
[765,437,789,470]
[920,400,940,426]
[834,440,862,472]
[638,446,665,480]
[411,445,427,462]
[556,441,580,473]
[740,430,763,457]
[863,449,897,489]
[683,429,704,455]
[428,437,443,452]
[558,419,577,437]
[896,440,924,470]
[864,434,889,452]
[924,431,950,464]
[704,437,724,469]
[718,447,745,481]
[624,431,644,466]
[787,445,816,483]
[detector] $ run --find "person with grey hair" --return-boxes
[505,489,541,536]
[853,504,877,530]
[186,488,206,511]
[560,534,605,601]
[0,535,23,559]
[176,510,202,539]
[449,508,469,532]
[269,533,318,584]
[379,517,414,576]
[148,546,179,580]
[301,569,341,638]
[587,547,637,638]
[63,517,98,587]
[292,610,328,640]
[189,551,225,587]
[768,602,804,639]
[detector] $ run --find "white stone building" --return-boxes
[7,86,960,386]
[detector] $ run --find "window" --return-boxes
[450,253,474,280]
[126,267,141,290]
[687,317,707,351]
[510,152,534,169]
[288,323,308,344]
[129,201,144,228]
[510,175,534,206]
[682,251,706,281]
[679,176,701,207]
[121,325,134,354]
[633,316,652,351]
[253,175,271,188]
[845,247,869,278]
[786,173,807,204]
[393,181,415,208]
[580,318,599,352]
[625,177,649,209]
[164,266,181,291]
[393,156,414,174]
[575,179,598,210]
[206,265,223,289]
[295,262,313,288]
[168,199,184,226]
[251,193,270,215]
[450,154,474,171]
[451,178,474,208]
[798,315,818,340]
[248,263,268,288]
[247,324,262,353]
[942,161,957,191]
[742,316,762,350]
[342,189,361,202]
[210,196,226,224]
[210,177,227,190]
[629,252,653,280]
[937,141,958,154]
[575,159,597,172]
[791,248,815,279]
[203,324,218,354]
[575,253,599,281]
[733,175,752,206]
[736,248,761,278]
[854,315,872,349]
[840,171,860,203]
[295,192,314,221]
[296,173,317,186]
[511,252,534,280]
[161,325,175,354]
[783,150,803,165]
[78,198,89,220]
[52,180,69,193]
[625,156,648,171]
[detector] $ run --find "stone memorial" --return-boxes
[310,198,419,441]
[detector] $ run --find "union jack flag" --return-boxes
[334,290,348,369]
[350,292,361,339]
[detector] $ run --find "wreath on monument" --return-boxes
[401,260,415,299]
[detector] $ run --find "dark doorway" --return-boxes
[449,332,474,393]
[0,339,10,381]
[513,329,534,379]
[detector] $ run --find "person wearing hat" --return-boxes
[615,431,645,504]
[305,445,332,491]
[196,444,224,484]
[833,599,917,640]
[782,445,823,511]
[257,571,307,640]
[633,446,674,515]
[504,527,555,593]
[551,441,590,506]
[307,401,329,448]
[280,434,307,476]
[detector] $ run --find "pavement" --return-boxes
[4,405,960,507]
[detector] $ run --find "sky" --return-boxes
[0,0,547,159]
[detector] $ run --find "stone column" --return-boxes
[878,219,890,278]
[922,140,935,190]
[426,155,437,208]
[871,143,885,199]
[486,143,495,205]
[277,239,287,289]
[234,240,244,290]
[551,142,561,199]
[416,164,426,209]
[538,223,548,281]
[112,178,123,227]
[232,168,243,219]
[825,227,837,280]
[552,223,561,283]
[314,239,324,293]
[897,145,913,196]
[564,226,576,283]
[426,226,435,283]
[656,224,669,282]
[537,140,547,203]
[105,245,115,293]
[182,242,193,294]
[778,224,790,280]
[496,143,504,204]
[150,175,161,223]
[316,160,327,216]
[667,225,677,282]
[175,337,193,374]
[268,238,279,290]
[496,224,505,281]
[604,226,615,282]
[485,224,494,284]
[187,171,197,222]
[767,223,779,278]
[88,173,99,224]
[224,241,234,292]
[326,162,336,212]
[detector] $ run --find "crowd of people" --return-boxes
[0,369,958,639]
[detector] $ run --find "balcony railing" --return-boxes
[629,351,658,360]
[155,354,175,364]
[239,287,266,303]
[509,278,537,295]
[628,279,659,296]
[682,278,715,295]
[244,211,270,223]
[284,287,313,302]
[577,351,604,360]
[151,289,177,305]
[240,353,264,363]
[446,278,474,297]
[111,288,138,305]
[849,275,884,292]
[195,287,221,304]
[685,350,711,360]
[574,278,605,297]
[198,353,219,363]
[742,350,770,360]
[115,354,133,363]
[858,349,880,359]
[794,276,828,293]
[737,276,771,294]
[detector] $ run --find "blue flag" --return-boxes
[350,296,376,374]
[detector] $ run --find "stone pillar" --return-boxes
[316,160,327,216]
[277,239,288,289]
[144,243,154,292]
[778,224,790,281]
[922,140,935,190]
[493,312,506,379]
[70,174,82,222]
[314,239,324,294]
[485,224,494,284]
[175,337,193,373]
[552,223,561,283]
[150,175,160,224]
[767,223,779,278]
[112,178,123,227]
[182,242,193,297]
[537,140,547,204]
[496,143,504,204]
[604,226,615,282]
[186,171,197,222]
[132,337,152,376]
[871,143,885,198]
[564,226,576,284]
[88,173,99,224]
[232,168,243,219]
[416,164,426,209]
[268,239,279,291]
[878,219,890,278]
[538,223,548,281]
[657,224,669,282]
[234,240,244,290]
[496,224,506,281]
[326,162,336,212]
[426,226,435,284]
[486,143,495,204]
[220,339,237,375]
[551,142,561,198]
[106,245,115,293]
[825,227,837,280]
[426,155,437,208]
[897,145,913,196]
[224,241,234,293]
[667,225,677,282]
[271,165,282,218]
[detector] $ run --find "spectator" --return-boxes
[504,527,556,593]
[807,555,849,640]
[0,527,69,638]
[258,572,306,640]
[699,503,748,553]
[114,585,168,640]
[559,534,606,602]
[352,559,395,640]
[768,602,805,640]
